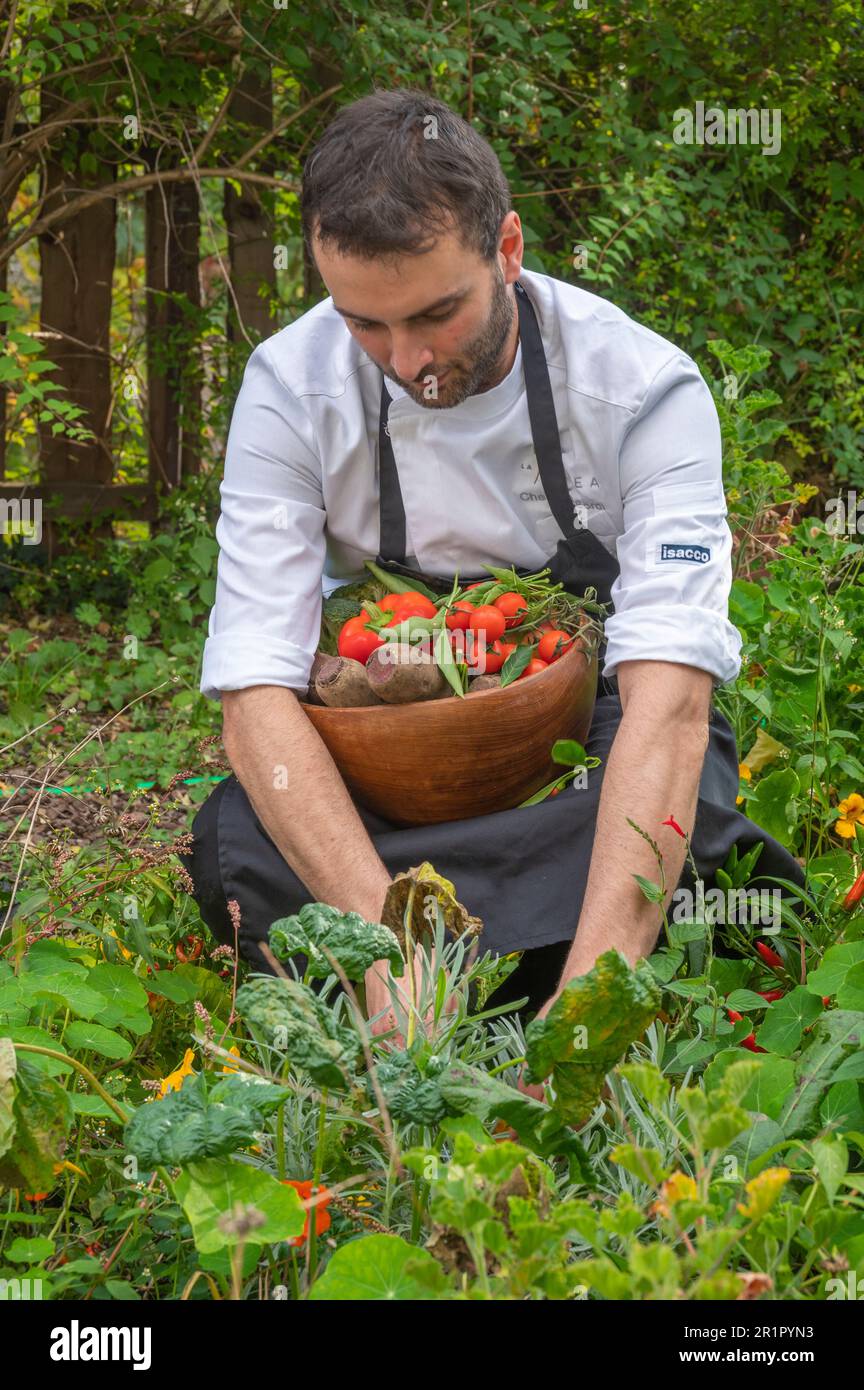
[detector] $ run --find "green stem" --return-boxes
[12,1043,130,1124]
[275,1098,287,1181]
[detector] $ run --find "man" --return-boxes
[185,88,802,1033]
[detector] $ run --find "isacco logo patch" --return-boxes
[659,543,711,564]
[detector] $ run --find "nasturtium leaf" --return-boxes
[84,963,149,1026]
[269,903,404,980]
[805,943,864,1000]
[235,976,360,1089]
[726,1117,786,1171]
[755,986,823,1056]
[821,1081,864,1131]
[19,972,105,1020]
[524,950,661,1126]
[309,1233,444,1301]
[173,1159,305,1254]
[124,1073,274,1167]
[65,1022,132,1060]
[142,972,198,1005]
[0,1051,72,1190]
[6,1235,54,1263]
[745,768,800,847]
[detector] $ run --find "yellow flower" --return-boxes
[848,684,862,694]
[737,1167,790,1221]
[736,763,752,806]
[102,927,133,962]
[158,1048,196,1098]
[836,793,864,840]
[54,1159,87,1178]
[221,1045,241,1074]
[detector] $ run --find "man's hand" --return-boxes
[363,949,458,1049]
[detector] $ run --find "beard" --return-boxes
[383,266,516,410]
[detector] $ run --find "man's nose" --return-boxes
[389,331,435,385]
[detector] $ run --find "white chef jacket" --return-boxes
[200,267,742,700]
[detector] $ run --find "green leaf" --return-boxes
[235,976,360,1089]
[124,1072,283,1167]
[173,1159,305,1254]
[806,944,864,1004]
[309,1233,444,1300]
[64,1022,132,1060]
[434,1062,593,1182]
[524,950,661,1125]
[268,903,403,981]
[6,1235,54,1263]
[85,963,150,1026]
[812,1137,848,1206]
[755,987,823,1056]
[0,1048,73,1190]
[779,1012,864,1137]
[19,972,105,1020]
[745,769,800,848]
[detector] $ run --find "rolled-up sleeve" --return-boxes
[602,352,742,687]
[200,343,326,700]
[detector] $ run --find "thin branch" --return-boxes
[0,164,296,267]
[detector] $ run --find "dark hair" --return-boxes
[301,88,511,262]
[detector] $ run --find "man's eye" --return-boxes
[349,319,376,331]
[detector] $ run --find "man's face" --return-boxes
[311,218,522,409]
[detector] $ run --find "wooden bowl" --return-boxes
[299,635,598,826]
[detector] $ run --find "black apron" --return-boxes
[184,280,806,973]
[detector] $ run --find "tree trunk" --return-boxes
[223,64,277,344]
[37,111,116,493]
[145,171,202,488]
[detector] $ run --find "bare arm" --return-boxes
[220,685,393,929]
[543,659,713,1004]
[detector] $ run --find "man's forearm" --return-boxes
[220,685,393,926]
[554,699,709,986]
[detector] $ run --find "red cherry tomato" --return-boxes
[493,591,529,627]
[476,637,517,674]
[516,658,549,680]
[445,599,475,631]
[537,628,575,664]
[465,582,486,590]
[377,594,405,614]
[468,604,507,643]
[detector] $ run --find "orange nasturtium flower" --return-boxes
[158,1048,196,1098]
[220,1045,242,1074]
[835,793,864,840]
[281,1179,332,1247]
[736,763,752,805]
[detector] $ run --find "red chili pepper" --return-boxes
[727,1009,744,1023]
[662,815,686,839]
[756,940,784,971]
[175,934,203,963]
[822,996,832,1007]
[757,988,785,1003]
[740,1033,767,1053]
[842,870,864,910]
